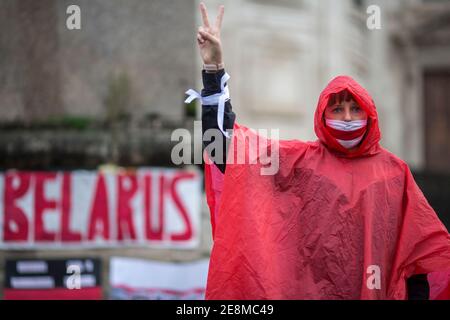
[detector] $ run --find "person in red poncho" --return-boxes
[186,3,450,300]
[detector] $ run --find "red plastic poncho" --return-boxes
[204,75,450,299]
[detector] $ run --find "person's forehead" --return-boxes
[327,100,358,107]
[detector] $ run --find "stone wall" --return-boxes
[0,0,197,123]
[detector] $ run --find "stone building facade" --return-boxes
[204,0,450,172]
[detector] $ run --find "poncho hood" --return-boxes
[314,75,381,158]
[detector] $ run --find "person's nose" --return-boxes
[343,107,352,121]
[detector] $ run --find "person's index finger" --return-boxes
[200,2,211,28]
[215,5,224,30]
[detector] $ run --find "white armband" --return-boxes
[184,72,231,138]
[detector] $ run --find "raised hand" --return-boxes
[197,2,224,66]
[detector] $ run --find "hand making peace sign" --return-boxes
[197,2,225,66]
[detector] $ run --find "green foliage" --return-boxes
[185,99,197,118]
[0,116,93,130]
[53,116,92,130]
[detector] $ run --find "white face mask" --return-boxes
[325,119,368,149]
[336,136,365,149]
[325,119,367,131]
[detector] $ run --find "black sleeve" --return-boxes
[407,274,430,300]
[201,69,236,173]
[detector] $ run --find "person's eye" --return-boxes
[351,106,361,112]
[332,106,342,113]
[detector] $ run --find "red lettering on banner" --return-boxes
[143,174,153,240]
[170,172,194,241]
[157,174,166,240]
[3,172,30,241]
[61,172,81,242]
[34,173,57,241]
[88,174,110,240]
[143,173,164,241]
[117,173,137,240]
[1,169,197,246]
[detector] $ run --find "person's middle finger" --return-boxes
[215,5,224,30]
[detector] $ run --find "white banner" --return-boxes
[110,257,209,300]
[0,168,201,249]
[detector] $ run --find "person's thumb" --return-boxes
[198,30,219,44]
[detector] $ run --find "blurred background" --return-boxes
[0,0,449,299]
